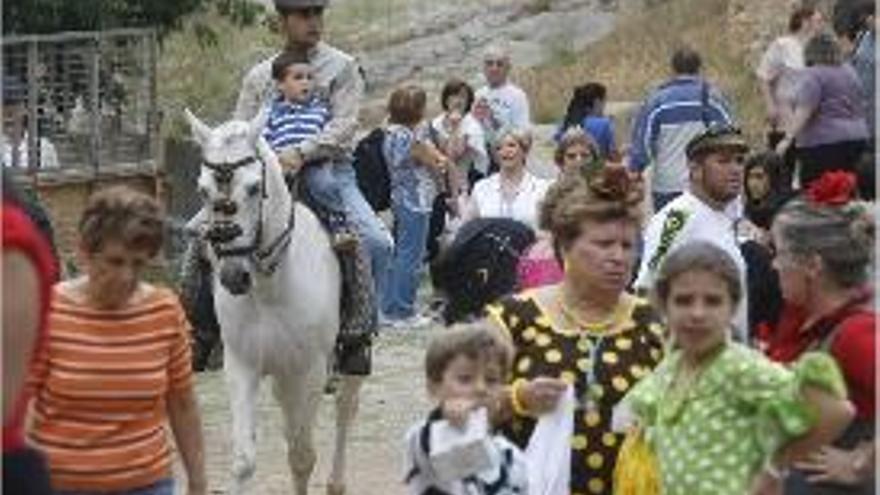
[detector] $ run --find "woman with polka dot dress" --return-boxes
[488,166,665,494]
[624,242,854,495]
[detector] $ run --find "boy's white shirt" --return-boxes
[403,408,530,495]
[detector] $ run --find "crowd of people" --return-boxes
[3,0,877,493]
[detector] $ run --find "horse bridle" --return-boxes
[203,154,295,276]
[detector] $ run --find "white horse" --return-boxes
[185,110,362,495]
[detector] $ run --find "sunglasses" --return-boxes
[484,59,507,67]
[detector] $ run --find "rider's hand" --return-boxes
[520,377,568,415]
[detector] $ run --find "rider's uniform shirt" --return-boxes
[634,191,748,341]
[234,42,364,163]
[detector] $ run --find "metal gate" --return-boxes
[2,28,159,173]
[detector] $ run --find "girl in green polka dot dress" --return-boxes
[624,242,855,495]
[488,167,666,494]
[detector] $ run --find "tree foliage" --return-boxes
[3,0,264,38]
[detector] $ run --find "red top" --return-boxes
[2,201,57,451]
[764,289,876,420]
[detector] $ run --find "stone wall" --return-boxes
[13,166,166,278]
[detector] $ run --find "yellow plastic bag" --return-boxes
[613,426,661,495]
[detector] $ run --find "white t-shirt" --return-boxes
[474,82,531,140]
[469,171,550,231]
[756,35,805,125]
[430,112,490,175]
[635,191,749,341]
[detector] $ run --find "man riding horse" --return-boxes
[181,0,391,374]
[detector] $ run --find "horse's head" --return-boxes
[185,109,288,295]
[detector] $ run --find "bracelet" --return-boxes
[510,379,530,417]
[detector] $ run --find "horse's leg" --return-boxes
[273,360,326,495]
[327,374,364,495]
[225,347,260,495]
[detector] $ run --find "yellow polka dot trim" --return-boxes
[535,334,552,347]
[522,327,537,341]
[577,358,591,372]
[517,357,532,373]
[602,352,619,365]
[584,410,601,427]
[602,432,618,447]
[630,364,646,378]
[588,477,605,494]
[615,337,633,350]
[612,375,630,392]
[577,338,591,352]
[571,435,588,450]
[560,371,577,385]
[545,349,562,363]
[587,453,604,469]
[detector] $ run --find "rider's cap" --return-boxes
[274,0,328,10]
[686,123,749,161]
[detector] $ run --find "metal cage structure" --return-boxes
[2,28,159,174]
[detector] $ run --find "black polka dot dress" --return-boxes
[488,293,665,495]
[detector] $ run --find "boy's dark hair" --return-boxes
[272,51,311,82]
[440,78,475,112]
[425,324,513,385]
[671,47,702,75]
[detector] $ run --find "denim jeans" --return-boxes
[310,160,393,302]
[56,478,174,495]
[382,201,431,319]
[303,161,345,214]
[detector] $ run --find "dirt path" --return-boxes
[177,328,433,494]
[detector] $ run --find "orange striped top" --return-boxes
[26,284,193,492]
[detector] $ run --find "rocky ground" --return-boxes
[176,327,433,494]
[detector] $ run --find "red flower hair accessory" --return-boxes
[805,170,857,206]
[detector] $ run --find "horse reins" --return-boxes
[203,154,296,276]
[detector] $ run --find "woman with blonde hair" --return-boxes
[466,128,550,231]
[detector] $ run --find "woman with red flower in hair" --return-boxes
[768,170,875,493]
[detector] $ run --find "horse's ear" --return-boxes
[184,108,211,147]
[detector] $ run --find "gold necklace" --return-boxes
[556,291,631,333]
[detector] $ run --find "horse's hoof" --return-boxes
[327,482,346,495]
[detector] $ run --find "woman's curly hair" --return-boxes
[539,165,645,263]
[79,186,164,257]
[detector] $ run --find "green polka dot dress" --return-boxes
[488,292,665,495]
[625,343,847,495]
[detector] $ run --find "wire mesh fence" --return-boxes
[2,28,159,173]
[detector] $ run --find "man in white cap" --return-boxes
[473,43,531,171]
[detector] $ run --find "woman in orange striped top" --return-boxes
[26,186,207,495]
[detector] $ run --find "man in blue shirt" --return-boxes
[629,48,736,212]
